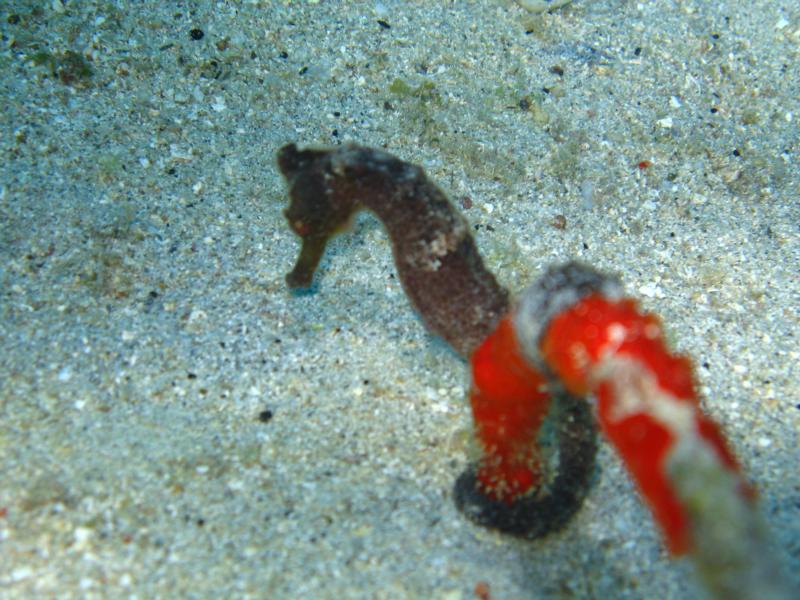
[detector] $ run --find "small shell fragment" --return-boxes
[515,0,574,13]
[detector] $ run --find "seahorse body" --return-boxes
[277,143,509,358]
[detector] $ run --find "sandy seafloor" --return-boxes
[1,1,798,598]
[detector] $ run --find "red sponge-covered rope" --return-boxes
[469,315,551,503]
[538,291,749,554]
[509,264,792,599]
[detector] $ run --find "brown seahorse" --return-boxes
[276,143,597,539]
[276,143,509,358]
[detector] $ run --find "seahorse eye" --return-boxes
[290,219,310,236]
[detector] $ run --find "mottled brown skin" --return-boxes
[277,143,509,358]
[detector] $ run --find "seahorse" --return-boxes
[277,143,510,358]
[277,143,597,538]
